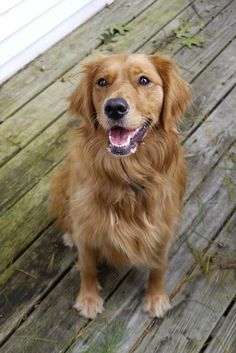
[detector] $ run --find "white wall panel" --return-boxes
[0,0,23,15]
[0,0,114,83]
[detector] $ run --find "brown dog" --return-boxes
[50,54,190,319]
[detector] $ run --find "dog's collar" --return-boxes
[128,182,145,192]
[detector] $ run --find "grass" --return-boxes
[185,241,212,277]
[14,267,37,279]
[185,238,236,279]
[18,325,58,353]
[67,316,127,353]
[81,325,125,353]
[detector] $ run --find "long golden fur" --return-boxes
[50,54,190,319]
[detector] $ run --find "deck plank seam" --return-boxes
[0,250,75,349]
[197,295,236,353]
[183,82,236,144]
[175,172,236,258]
[1,140,67,213]
[183,136,236,205]
[187,33,236,87]
[221,295,236,320]
[0,264,131,352]
[1,220,56,276]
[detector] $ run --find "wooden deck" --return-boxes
[0,0,236,352]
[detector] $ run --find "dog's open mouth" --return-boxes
[108,122,149,156]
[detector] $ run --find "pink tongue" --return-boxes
[109,127,136,146]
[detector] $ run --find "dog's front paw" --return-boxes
[143,292,171,318]
[74,293,104,319]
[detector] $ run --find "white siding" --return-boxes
[0,0,114,83]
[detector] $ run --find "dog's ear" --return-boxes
[150,54,191,131]
[68,57,102,129]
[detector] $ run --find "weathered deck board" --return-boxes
[135,214,236,353]
[0,170,54,274]
[0,113,70,212]
[204,303,236,353]
[0,265,129,353]
[100,0,192,54]
[181,39,236,140]
[0,225,75,346]
[1,0,234,214]
[2,0,234,168]
[0,0,156,121]
[0,137,17,169]
[184,82,236,198]
[138,0,233,56]
[174,3,236,84]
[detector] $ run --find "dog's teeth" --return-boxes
[112,139,130,148]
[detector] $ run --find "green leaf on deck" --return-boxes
[182,36,204,49]
[100,24,130,44]
[173,21,204,49]
[111,24,130,36]
[100,31,117,44]
[173,21,190,38]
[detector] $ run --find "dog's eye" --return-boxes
[138,76,151,86]
[97,78,108,87]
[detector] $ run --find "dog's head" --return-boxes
[69,54,190,156]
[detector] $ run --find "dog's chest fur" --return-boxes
[71,179,176,268]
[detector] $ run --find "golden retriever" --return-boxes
[50,54,190,319]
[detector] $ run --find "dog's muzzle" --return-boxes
[104,98,129,121]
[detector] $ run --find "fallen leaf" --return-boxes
[182,36,204,48]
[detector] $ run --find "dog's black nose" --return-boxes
[104,98,129,120]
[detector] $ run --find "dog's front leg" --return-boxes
[74,245,103,319]
[143,266,171,318]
